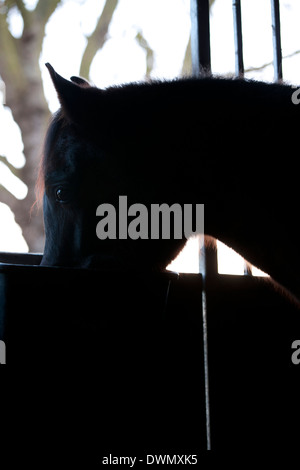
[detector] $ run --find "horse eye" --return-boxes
[55,187,70,203]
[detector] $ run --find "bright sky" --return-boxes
[0,0,300,272]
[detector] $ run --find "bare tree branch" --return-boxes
[245,50,300,74]
[14,0,30,27]
[135,31,154,79]
[245,62,273,74]
[34,0,62,30]
[0,155,21,176]
[80,0,119,79]
[3,0,30,29]
[0,184,19,208]
[181,35,191,76]
[14,0,26,14]
[0,7,23,87]
[284,49,300,60]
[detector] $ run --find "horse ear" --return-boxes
[70,76,91,88]
[45,63,97,125]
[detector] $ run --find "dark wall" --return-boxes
[0,259,299,456]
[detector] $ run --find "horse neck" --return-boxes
[203,155,300,302]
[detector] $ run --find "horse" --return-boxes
[39,63,300,303]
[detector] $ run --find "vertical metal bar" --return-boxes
[204,237,218,277]
[201,274,211,450]
[199,236,212,449]
[0,274,6,341]
[270,0,283,81]
[190,0,212,449]
[244,261,253,276]
[190,0,211,76]
[232,0,244,77]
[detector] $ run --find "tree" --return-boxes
[0,0,119,252]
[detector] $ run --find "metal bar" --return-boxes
[199,234,213,450]
[232,0,244,77]
[201,277,211,450]
[0,274,6,341]
[244,261,253,276]
[270,0,283,81]
[190,0,211,76]
[190,0,212,449]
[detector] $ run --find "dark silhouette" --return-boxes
[40,63,300,303]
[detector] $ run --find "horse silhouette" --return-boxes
[40,63,300,303]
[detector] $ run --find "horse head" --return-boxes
[40,64,188,269]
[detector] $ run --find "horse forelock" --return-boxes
[35,110,69,206]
